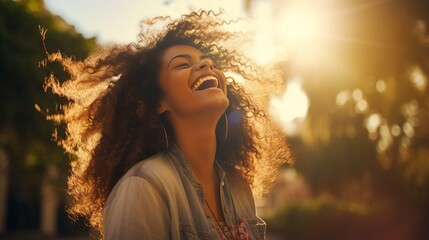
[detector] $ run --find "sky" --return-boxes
[44,0,246,44]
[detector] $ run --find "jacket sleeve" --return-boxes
[103,176,170,240]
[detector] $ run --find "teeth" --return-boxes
[191,75,218,90]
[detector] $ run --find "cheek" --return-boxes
[161,71,193,103]
[173,69,193,88]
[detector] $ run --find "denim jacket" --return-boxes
[103,145,266,239]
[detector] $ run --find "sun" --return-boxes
[277,3,328,51]
[245,0,331,66]
[243,1,332,134]
[269,79,310,136]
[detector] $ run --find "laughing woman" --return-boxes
[43,10,291,239]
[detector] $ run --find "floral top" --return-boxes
[212,219,252,240]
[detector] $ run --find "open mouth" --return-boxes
[191,75,219,91]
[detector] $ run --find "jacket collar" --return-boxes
[167,144,226,185]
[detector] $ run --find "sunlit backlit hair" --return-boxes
[41,9,292,233]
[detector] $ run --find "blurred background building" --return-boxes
[1,0,428,239]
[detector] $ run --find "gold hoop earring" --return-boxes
[223,113,228,141]
[161,123,169,150]
[217,113,228,142]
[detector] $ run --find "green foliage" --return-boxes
[250,0,429,237]
[0,0,96,168]
[267,198,366,239]
[0,0,97,230]
[266,197,419,240]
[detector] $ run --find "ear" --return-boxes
[157,99,168,114]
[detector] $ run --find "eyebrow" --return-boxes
[167,54,209,68]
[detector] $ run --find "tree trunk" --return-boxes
[0,148,9,235]
[40,165,60,236]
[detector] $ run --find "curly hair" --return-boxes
[42,10,292,232]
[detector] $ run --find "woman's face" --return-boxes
[157,45,229,119]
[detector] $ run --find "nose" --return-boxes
[194,58,214,71]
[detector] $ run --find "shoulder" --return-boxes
[128,153,173,174]
[125,152,179,184]
[103,153,176,239]
[106,152,181,205]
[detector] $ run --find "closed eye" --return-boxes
[175,63,190,68]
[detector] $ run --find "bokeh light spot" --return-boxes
[336,90,350,106]
[391,124,401,137]
[228,110,242,126]
[365,113,382,133]
[352,89,363,101]
[401,100,419,118]
[403,122,415,137]
[375,80,386,92]
[410,66,427,91]
[355,99,368,113]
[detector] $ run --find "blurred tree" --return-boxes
[298,0,429,225]
[246,0,429,238]
[0,0,96,234]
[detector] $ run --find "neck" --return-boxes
[171,115,219,184]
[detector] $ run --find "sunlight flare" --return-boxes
[276,2,328,50]
[270,79,309,135]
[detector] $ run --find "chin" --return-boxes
[197,96,229,117]
[211,95,229,112]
